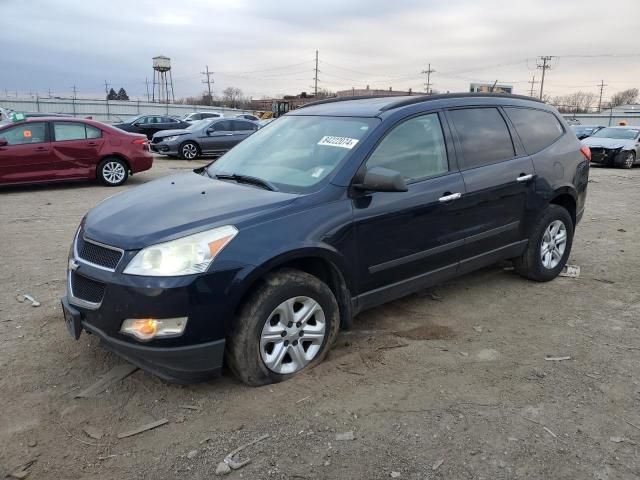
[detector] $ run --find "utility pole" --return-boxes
[536,56,553,100]
[104,80,111,121]
[421,63,435,94]
[528,74,538,97]
[144,77,151,102]
[71,85,78,99]
[47,88,53,98]
[598,80,607,113]
[201,65,214,105]
[313,50,319,97]
[71,85,78,117]
[104,80,110,98]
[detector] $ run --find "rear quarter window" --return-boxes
[505,107,564,154]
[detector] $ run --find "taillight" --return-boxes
[132,138,147,145]
[580,145,591,162]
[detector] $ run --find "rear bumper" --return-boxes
[62,296,225,383]
[130,152,154,173]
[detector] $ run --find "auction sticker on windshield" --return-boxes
[317,136,359,149]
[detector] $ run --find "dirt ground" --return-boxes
[1,159,639,480]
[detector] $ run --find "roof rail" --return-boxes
[380,92,544,111]
[298,95,391,109]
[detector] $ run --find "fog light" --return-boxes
[120,317,187,341]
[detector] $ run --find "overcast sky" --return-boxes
[2,0,639,101]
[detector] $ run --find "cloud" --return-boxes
[0,0,638,100]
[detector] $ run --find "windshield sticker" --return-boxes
[317,136,359,149]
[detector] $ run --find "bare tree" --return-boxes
[222,87,243,108]
[610,88,639,108]
[548,91,598,113]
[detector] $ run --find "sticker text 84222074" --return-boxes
[317,136,359,149]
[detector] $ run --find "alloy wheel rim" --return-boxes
[625,153,634,167]
[183,144,197,159]
[103,162,125,184]
[540,219,567,269]
[260,296,326,375]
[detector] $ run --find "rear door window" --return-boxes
[504,107,564,154]
[212,120,233,132]
[53,122,103,141]
[2,123,47,145]
[366,113,449,182]
[448,107,515,169]
[232,120,258,132]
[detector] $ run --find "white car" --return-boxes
[181,111,224,123]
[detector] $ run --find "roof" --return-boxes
[293,92,545,117]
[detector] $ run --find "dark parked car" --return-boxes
[571,125,604,140]
[61,93,589,385]
[0,117,152,186]
[150,118,259,159]
[112,115,191,139]
[581,126,640,168]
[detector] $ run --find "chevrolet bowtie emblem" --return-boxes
[68,259,80,271]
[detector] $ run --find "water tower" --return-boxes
[152,55,175,104]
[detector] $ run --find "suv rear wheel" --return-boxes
[225,268,340,386]
[514,204,574,282]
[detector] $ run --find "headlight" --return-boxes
[123,225,238,276]
[162,135,180,142]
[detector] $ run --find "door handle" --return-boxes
[438,192,462,203]
[87,142,97,146]
[224,133,234,136]
[35,147,47,151]
[517,174,533,183]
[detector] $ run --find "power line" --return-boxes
[536,56,553,99]
[201,65,214,105]
[421,63,435,94]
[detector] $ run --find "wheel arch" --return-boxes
[548,187,577,226]
[232,248,354,331]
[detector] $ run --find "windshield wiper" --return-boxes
[213,173,277,191]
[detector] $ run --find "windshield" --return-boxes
[592,127,639,140]
[207,115,379,193]
[123,114,143,124]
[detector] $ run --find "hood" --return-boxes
[582,137,634,150]
[153,129,191,138]
[84,172,298,249]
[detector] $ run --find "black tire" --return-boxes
[514,204,574,282]
[617,151,635,169]
[179,141,200,160]
[97,157,129,186]
[225,268,340,386]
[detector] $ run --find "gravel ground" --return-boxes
[1,159,639,480]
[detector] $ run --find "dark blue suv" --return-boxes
[61,93,590,385]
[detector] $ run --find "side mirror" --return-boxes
[0,138,7,147]
[354,166,408,192]
[133,122,141,127]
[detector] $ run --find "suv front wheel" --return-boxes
[225,268,340,386]
[514,204,574,282]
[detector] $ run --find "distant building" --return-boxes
[336,86,425,97]
[470,83,513,94]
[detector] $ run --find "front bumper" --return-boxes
[589,147,620,165]
[149,141,180,155]
[62,297,224,383]
[62,233,249,383]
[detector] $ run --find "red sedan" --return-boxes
[0,117,153,187]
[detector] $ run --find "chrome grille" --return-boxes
[76,234,123,271]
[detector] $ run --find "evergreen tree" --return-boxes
[116,87,129,101]
[107,88,117,100]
